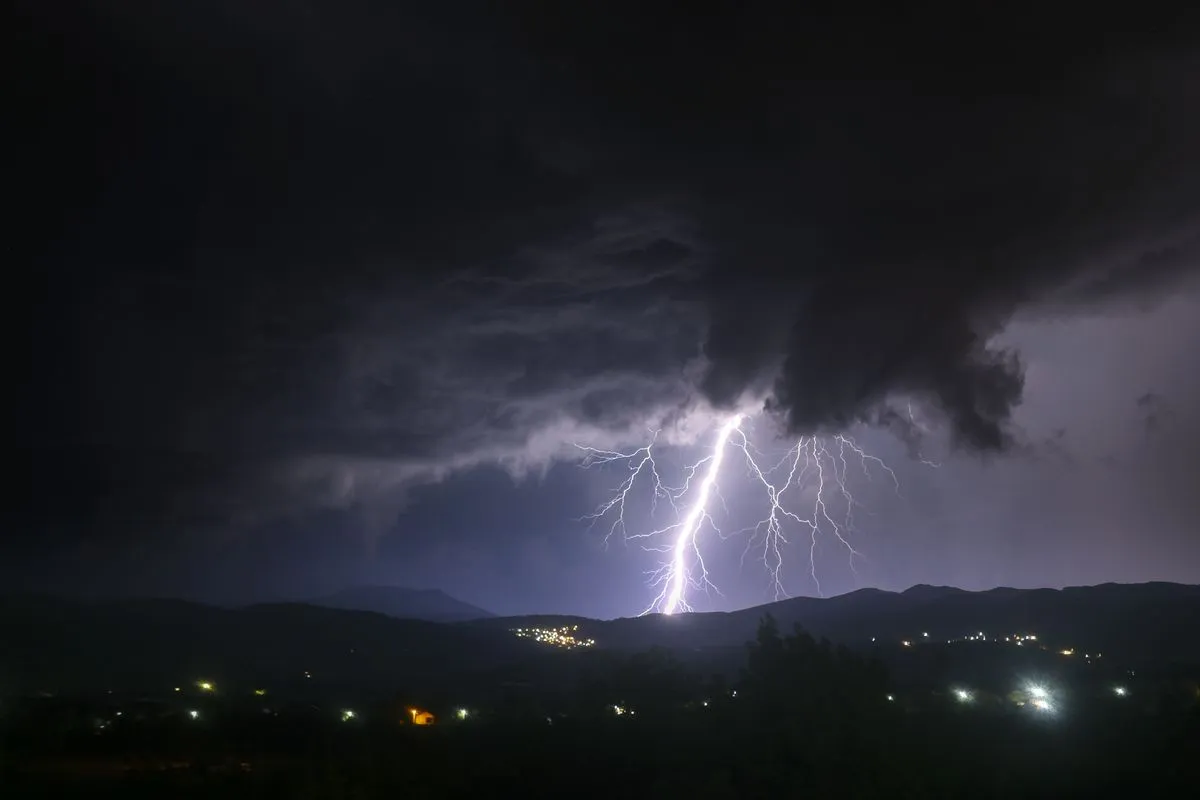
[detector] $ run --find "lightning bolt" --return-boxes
[577,413,906,615]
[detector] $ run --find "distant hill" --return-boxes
[0,594,523,695]
[306,586,493,622]
[1,583,1196,696]
[485,581,1200,667]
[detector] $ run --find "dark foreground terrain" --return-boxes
[3,617,1198,799]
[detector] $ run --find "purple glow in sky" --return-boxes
[10,3,1200,617]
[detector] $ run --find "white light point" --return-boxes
[1031,698,1054,713]
[577,411,904,615]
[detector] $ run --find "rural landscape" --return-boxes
[12,1,1200,797]
[3,583,1198,796]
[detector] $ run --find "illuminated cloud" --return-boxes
[14,2,1200,561]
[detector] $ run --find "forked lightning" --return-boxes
[576,413,900,615]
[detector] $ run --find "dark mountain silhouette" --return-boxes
[487,581,1200,666]
[0,593,523,694]
[1,583,1196,695]
[306,585,493,622]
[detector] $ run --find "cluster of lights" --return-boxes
[934,683,1060,712]
[894,630,1104,661]
[945,682,1128,714]
[941,631,1040,645]
[891,631,1034,646]
[106,681,1137,732]
[511,625,596,649]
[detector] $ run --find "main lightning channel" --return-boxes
[662,414,744,615]
[577,412,903,616]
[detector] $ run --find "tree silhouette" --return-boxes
[733,615,896,794]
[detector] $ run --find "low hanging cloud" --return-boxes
[15,2,1200,538]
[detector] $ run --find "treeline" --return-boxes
[3,616,1198,798]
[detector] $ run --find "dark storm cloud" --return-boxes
[1050,232,1200,314]
[13,2,1200,540]
[499,4,1200,449]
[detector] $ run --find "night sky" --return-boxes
[13,3,1200,618]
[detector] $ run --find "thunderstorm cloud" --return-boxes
[15,1,1200,548]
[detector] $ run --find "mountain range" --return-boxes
[555,582,1200,660]
[1,582,1197,695]
[305,585,493,623]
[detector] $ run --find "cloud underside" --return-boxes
[17,3,1200,532]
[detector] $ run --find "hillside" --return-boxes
[485,582,1200,667]
[0,594,527,695]
[1,583,1197,696]
[306,585,493,622]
